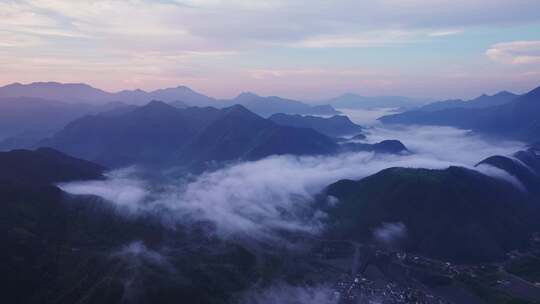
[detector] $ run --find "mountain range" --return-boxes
[40,101,404,169]
[0,82,338,117]
[0,97,129,141]
[380,85,540,143]
[320,93,433,110]
[418,91,518,112]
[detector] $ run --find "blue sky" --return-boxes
[1,0,539,100]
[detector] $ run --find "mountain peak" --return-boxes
[236,92,260,99]
[30,81,96,89]
[3,82,23,88]
[494,90,515,97]
[222,104,253,115]
[174,85,193,91]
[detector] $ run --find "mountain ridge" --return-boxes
[379,85,540,143]
[0,82,338,117]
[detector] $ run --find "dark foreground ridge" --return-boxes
[322,147,540,263]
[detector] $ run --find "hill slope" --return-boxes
[0,149,262,304]
[321,148,540,263]
[0,148,105,184]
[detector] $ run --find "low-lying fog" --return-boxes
[59,124,525,241]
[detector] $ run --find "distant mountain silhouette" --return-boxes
[0,129,58,152]
[40,102,341,168]
[0,82,338,117]
[0,97,130,142]
[269,113,364,137]
[40,101,221,167]
[418,91,518,112]
[115,85,218,106]
[227,92,339,117]
[0,82,111,103]
[380,85,540,143]
[41,101,405,169]
[321,93,432,110]
[322,153,540,262]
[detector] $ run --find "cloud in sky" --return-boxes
[428,29,464,37]
[291,31,416,48]
[1,0,539,99]
[487,41,540,65]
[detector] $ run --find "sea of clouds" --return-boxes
[59,125,525,240]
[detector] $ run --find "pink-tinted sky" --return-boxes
[1,0,540,100]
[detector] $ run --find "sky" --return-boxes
[1,0,540,100]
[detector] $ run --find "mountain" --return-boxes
[476,147,540,196]
[0,97,130,142]
[168,100,189,108]
[321,93,432,110]
[40,101,222,168]
[115,85,218,106]
[0,82,340,117]
[380,85,540,143]
[321,161,540,263]
[0,149,265,304]
[179,105,340,165]
[0,82,111,103]
[41,102,341,168]
[418,91,518,112]
[0,82,220,105]
[41,101,405,169]
[226,92,339,117]
[0,148,105,185]
[269,113,364,137]
[340,139,408,154]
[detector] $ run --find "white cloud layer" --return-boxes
[59,125,526,240]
